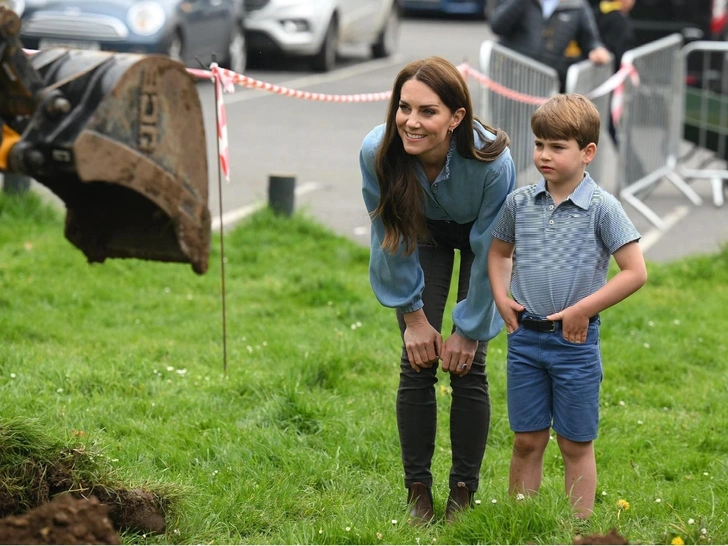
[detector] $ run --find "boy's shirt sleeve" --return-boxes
[360,133,425,314]
[596,193,641,254]
[452,151,517,341]
[491,191,517,243]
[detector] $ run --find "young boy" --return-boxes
[487,94,647,518]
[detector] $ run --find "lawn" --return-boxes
[1,192,726,544]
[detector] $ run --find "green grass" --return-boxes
[1,192,727,544]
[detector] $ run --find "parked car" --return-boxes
[16,0,247,73]
[243,0,400,72]
[401,0,488,19]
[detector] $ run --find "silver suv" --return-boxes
[243,0,399,71]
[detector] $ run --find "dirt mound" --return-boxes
[574,528,630,545]
[0,494,119,545]
[92,487,165,535]
[0,449,166,536]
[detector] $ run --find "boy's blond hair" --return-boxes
[531,94,600,150]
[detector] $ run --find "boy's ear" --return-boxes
[583,142,597,165]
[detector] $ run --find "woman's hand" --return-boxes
[440,332,478,376]
[403,310,442,372]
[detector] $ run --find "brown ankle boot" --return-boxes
[407,482,434,526]
[445,482,474,523]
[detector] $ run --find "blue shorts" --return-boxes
[506,317,603,442]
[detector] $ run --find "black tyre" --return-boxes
[371,5,399,59]
[223,22,246,74]
[311,17,338,72]
[166,30,184,65]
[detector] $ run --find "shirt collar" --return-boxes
[534,173,597,210]
[542,0,560,18]
[414,138,455,184]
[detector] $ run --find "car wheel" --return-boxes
[224,22,246,74]
[371,5,399,59]
[311,17,338,72]
[167,31,184,65]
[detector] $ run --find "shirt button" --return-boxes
[549,220,554,225]
[549,205,554,210]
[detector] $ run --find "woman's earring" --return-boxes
[448,128,453,134]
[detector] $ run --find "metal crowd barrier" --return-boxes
[478,40,559,186]
[676,41,728,207]
[618,34,702,229]
[564,57,615,189]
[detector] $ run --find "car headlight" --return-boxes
[127,1,166,36]
[0,0,26,17]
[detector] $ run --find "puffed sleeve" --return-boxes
[360,130,425,314]
[451,150,516,340]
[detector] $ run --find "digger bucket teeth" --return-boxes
[8,48,211,274]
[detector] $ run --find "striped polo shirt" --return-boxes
[492,174,641,317]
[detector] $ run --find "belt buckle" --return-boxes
[535,319,555,332]
[522,317,555,332]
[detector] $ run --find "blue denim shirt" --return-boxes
[360,122,516,341]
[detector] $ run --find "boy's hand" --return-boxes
[589,46,611,65]
[440,332,478,376]
[495,298,525,334]
[546,308,590,344]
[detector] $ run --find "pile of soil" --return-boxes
[0,450,166,538]
[0,495,118,545]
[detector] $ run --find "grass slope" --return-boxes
[0,193,726,544]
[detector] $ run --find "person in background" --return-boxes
[490,0,612,91]
[589,0,637,145]
[488,94,647,519]
[360,56,515,525]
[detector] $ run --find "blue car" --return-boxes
[17,0,247,73]
[401,0,489,18]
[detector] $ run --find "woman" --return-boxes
[359,56,516,524]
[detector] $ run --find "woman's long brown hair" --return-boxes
[372,56,509,255]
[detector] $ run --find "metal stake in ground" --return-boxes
[211,57,229,373]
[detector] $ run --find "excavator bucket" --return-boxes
[0,7,210,274]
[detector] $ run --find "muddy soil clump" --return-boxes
[0,494,119,544]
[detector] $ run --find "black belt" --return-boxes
[518,312,599,333]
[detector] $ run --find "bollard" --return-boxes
[268,173,295,217]
[1,173,32,195]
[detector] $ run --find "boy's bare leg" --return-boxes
[557,435,596,519]
[509,429,550,496]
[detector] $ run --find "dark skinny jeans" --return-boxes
[396,219,490,493]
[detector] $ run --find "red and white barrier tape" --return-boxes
[193,61,639,182]
[605,63,640,127]
[209,63,233,183]
[22,48,639,179]
[187,66,392,103]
